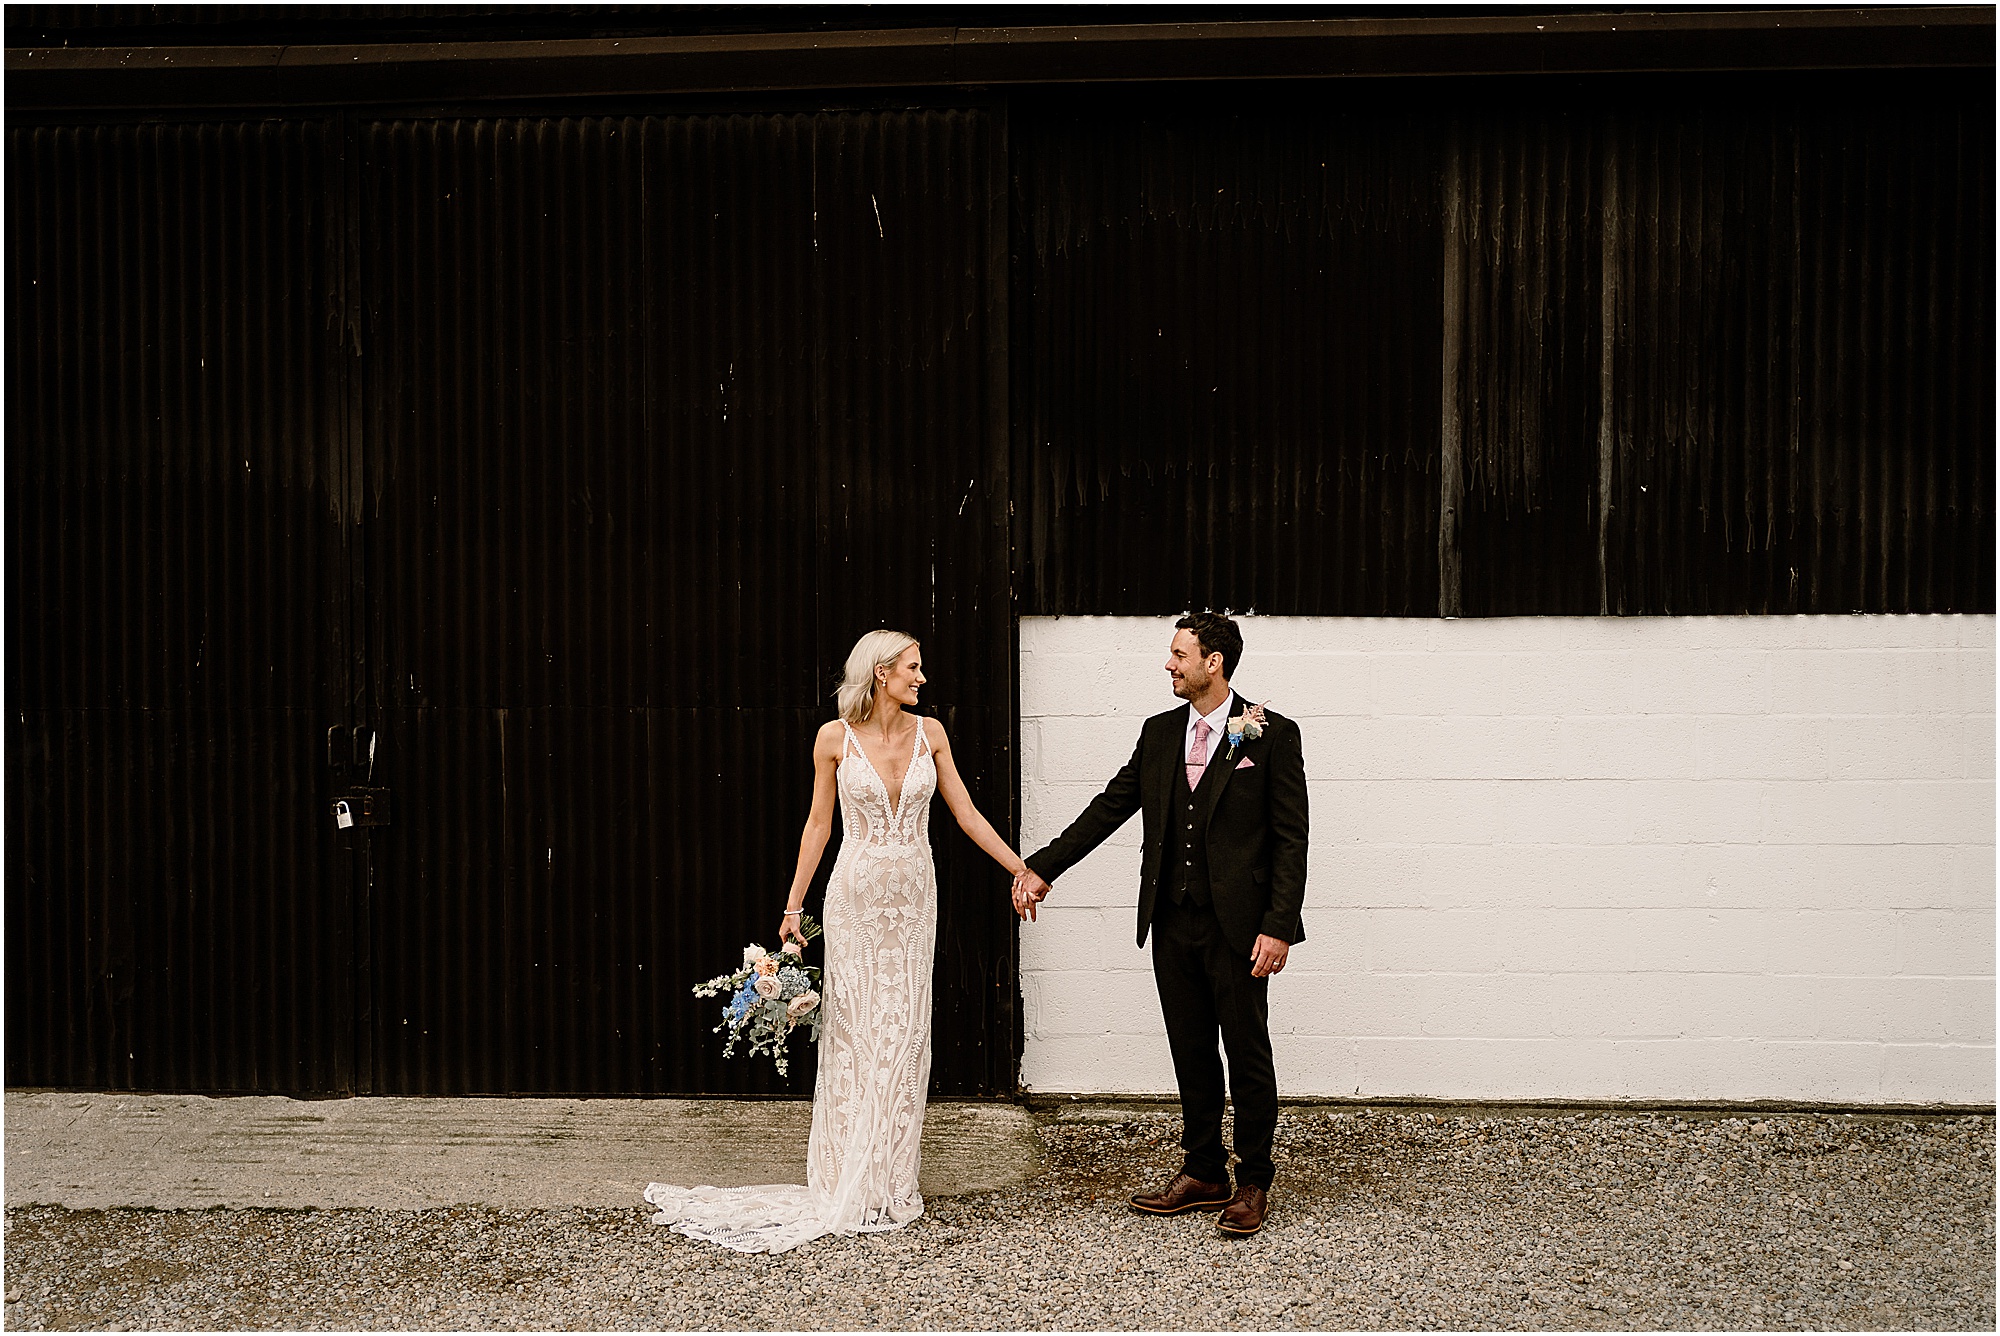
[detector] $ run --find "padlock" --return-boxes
[329,787,390,827]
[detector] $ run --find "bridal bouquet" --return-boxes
[692,916,825,1078]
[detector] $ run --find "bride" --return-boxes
[645,629,1032,1253]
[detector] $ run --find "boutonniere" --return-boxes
[1224,702,1269,760]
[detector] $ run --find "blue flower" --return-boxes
[723,978,759,1025]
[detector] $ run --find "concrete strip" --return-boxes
[3,1094,1044,1211]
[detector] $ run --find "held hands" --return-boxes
[1011,867,1052,921]
[1009,868,1285,977]
[1250,933,1290,978]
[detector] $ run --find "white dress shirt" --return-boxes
[1184,692,1236,770]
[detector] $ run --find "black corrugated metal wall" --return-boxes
[6,121,357,1091]
[1015,74,1993,617]
[8,70,1992,1096]
[353,109,1012,1095]
[8,108,1017,1096]
[1013,89,1445,617]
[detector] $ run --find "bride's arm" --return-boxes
[779,722,843,945]
[926,718,1029,878]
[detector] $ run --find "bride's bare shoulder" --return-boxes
[919,715,949,749]
[813,719,846,755]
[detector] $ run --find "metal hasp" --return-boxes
[331,789,391,828]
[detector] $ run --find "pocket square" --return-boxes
[1235,756,1255,769]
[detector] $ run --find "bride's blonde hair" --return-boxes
[836,629,919,725]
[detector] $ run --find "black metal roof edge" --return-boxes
[0,6,1554,48]
[8,8,1993,111]
[2,6,1960,48]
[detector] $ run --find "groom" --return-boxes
[1014,612,1308,1236]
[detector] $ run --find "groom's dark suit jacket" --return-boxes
[1025,696,1308,957]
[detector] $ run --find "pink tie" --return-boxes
[1187,718,1210,790]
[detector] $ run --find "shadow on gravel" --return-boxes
[1033,1102,1392,1206]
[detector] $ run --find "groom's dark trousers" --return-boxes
[1025,695,1308,1192]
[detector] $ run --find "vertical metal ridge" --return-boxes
[1439,124,1464,618]
[1596,123,1620,616]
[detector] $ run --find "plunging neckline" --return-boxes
[848,717,925,822]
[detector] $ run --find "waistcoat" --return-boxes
[1164,733,1229,907]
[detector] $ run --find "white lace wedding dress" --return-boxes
[644,717,938,1253]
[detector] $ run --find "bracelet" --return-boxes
[782,909,803,917]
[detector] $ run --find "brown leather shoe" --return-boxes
[1217,1184,1268,1235]
[1129,1172,1233,1216]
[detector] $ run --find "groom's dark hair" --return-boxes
[1176,611,1243,680]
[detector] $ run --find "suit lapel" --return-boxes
[1199,694,1252,818]
[1148,710,1181,815]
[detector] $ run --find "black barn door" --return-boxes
[6,121,359,1092]
[353,111,1015,1095]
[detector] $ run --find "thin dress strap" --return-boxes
[839,719,860,760]
[912,716,932,760]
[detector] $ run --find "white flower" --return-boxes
[787,991,820,1019]
[781,940,803,956]
[743,944,766,967]
[754,974,783,1000]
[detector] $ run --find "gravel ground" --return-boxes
[5,1105,1991,1331]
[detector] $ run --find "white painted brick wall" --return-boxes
[1018,615,1996,1105]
